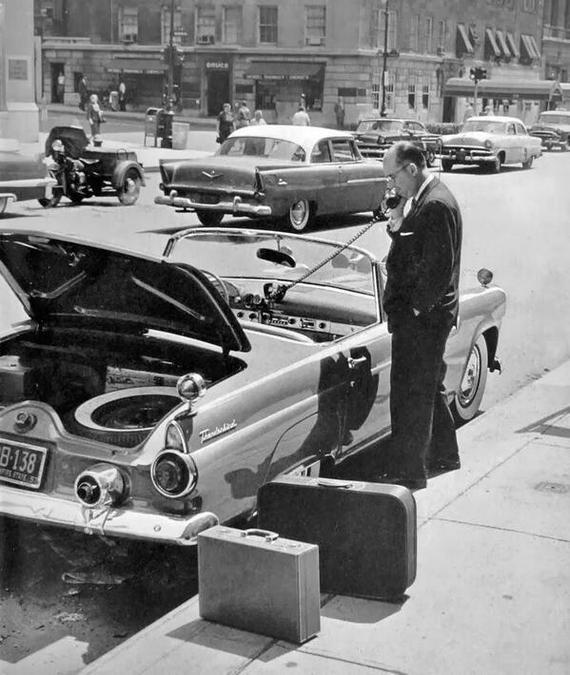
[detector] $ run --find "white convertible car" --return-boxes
[439,115,542,173]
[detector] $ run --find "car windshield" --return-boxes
[461,120,507,134]
[218,136,306,162]
[538,114,570,125]
[356,120,403,133]
[168,231,375,295]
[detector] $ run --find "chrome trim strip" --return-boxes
[154,194,272,216]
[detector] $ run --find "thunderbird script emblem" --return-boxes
[202,170,222,180]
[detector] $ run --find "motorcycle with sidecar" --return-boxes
[40,126,145,207]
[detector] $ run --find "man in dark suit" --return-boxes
[380,142,463,490]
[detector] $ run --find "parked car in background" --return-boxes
[0,138,56,216]
[353,118,441,166]
[0,227,505,547]
[439,116,542,172]
[528,110,570,151]
[155,125,387,231]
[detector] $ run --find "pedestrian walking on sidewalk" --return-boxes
[217,102,235,143]
[86,93,105,142]
[379,141,463,490]
[118,78,127,111]
[235,100,251,128]
[78,73,89,111]
[251,109,267,125]
[334,96,345,129]
[292,106,311,126]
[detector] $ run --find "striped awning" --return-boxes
[495,30,511,58]
[485,28,501,58]
[506,32,520,58]
[456,24,474,54]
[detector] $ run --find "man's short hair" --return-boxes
[392,141,427,169]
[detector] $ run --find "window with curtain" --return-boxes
[161,5,183,45]
[422,83,430,109]
[305,5,326,45]
[119,6,138,42]
[196,5,216,43]
[259,6,278,44]
[223,6,241,43]
[408,78,416,110]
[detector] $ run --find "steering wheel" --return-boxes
[200,270,230,303]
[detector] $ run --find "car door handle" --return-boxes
[348,355,367,369]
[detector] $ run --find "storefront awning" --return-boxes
[520,34,541,60]
[495,30,511,58]
[106,58,166,75]
[244,61,324,80]
[485,28,501,58]
[444,78,563,101]
[506,32,520,58]
[456,24,474,54]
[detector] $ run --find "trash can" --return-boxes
[172,122,189,150]
[144,107,160,147]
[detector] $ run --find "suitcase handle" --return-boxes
[241,528,279,542]
[316,478,353,489]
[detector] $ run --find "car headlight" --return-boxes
[151,450,197,498]
[484,139,493,150]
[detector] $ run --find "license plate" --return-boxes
[192,192,219,204]
[0,439,48,490]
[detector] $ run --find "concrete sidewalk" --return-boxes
[81,362,570,675]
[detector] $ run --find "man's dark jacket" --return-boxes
[383,177,462,329]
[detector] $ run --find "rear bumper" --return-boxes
[439,148,496,164]
[0,484,219,545]
[155,192,272,217]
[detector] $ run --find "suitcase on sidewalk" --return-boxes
[257,476,416,600]
[198,525,320,644]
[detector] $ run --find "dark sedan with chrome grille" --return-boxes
[155,125,387,231]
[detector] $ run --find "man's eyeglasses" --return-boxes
[386,163,411,183]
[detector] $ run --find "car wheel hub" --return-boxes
[458,346,481,407]
[290,200,308,229]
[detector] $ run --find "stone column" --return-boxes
[0,0,39,142]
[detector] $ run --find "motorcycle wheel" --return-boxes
[117,168,142,205]
[38,193,62,208]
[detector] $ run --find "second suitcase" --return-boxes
[257,475,417,600]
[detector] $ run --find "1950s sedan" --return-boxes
[439,116,542,172]
[0,227,505,545]
[0,139,56,216]
[155,125,387,231]
[528,110,570,151]
[353,117,441,166]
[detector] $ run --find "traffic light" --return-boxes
[469,67,488,83]
[162,44,184,66]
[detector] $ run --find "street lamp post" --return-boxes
[161,0,175,148]
[380,0,389,117]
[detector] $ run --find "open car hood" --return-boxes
[0,231,250,354]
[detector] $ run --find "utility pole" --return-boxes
[380,0,389,117]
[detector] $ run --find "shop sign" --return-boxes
[206,61,229,70]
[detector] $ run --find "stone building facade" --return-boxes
[35,0,551,125]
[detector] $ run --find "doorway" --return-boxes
[51,62,65,103]
[207,70,230,116]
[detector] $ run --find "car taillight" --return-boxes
[151,450,197,498]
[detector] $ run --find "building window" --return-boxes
[385,73,394,110]
[119,6,138,43]
[523,0,536,11]
[305,5,326,46]
[372,82,380,109]
[196,5,216,45]
[437,19,448,53]
[259,6,278,44]
[422,83,430,109]
[379,10,398,51]
[223,6,241,43]
[408,78,416,110]
[424,16,433,53]
[161,5,183,45]
[409,15,420,51]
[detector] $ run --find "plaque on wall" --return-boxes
[8,58,29,81]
